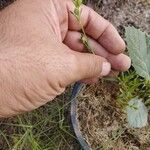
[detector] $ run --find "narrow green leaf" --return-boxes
[125,27,150,80]
[73,0,83,8]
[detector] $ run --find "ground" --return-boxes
[0,0,150,150]
[78,80,150,150]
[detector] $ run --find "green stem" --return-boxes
[75,6,95,54]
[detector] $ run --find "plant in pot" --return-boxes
[71,0,150,149]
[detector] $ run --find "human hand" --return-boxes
[0,0,131,117]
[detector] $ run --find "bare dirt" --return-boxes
[77,0,150,150]
[87,0,150,35]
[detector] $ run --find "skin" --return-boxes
[0,0,131,117]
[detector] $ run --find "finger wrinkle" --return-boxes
[84,8,92,31]
[97,22,111,41]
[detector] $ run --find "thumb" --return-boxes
[71,52,111,82]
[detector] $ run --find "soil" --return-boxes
[87,0,150,35]
[77,0,150,150]
[77,81,150,150]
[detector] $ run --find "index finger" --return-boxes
[67,1,126,54]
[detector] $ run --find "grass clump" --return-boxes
[0,94,78,150]
[117,70,150,109]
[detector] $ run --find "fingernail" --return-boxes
[100,62,111,76]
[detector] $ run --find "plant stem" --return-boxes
[73,0,95,54]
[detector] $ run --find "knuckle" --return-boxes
[88,55,101,77]
[67,52,79,73]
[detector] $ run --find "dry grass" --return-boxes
[77,80,150,150]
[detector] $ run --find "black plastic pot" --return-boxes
[71,82,91,150]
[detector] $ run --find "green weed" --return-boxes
[73,0,95,54]
[0,94,78,150]
[117,70,150,109]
